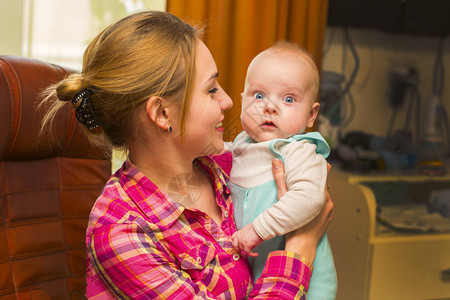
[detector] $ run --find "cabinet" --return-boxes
[327,167,450,300]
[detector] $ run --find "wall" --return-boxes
[321,27,450,142]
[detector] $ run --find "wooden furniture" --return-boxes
[0,56,111,299]
[328,166,450,300]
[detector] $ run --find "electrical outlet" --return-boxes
[388,62,418,108]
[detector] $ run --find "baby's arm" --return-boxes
[254,140,328,240]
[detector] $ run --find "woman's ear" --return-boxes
[307,102,320,128]
[145,96,171,131]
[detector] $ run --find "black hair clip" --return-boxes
[72,89,102,130]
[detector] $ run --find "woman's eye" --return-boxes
[254,92,264,100]
[209,87,218,94]
[283,96,295,103]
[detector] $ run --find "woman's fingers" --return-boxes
[284,163,334,262]
[323,196,334,227]
[272,159,287,200]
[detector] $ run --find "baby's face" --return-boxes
[240,51,319,143]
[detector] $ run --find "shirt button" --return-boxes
[224,210,229,218]
[233,253,240,261]
[197,257,202,263]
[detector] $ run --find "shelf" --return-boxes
[375,223,450,243]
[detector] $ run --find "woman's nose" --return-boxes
[220,89,233,111]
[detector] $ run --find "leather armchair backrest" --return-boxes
[0,56,111,299]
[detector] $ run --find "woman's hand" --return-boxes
[271,159,334,264]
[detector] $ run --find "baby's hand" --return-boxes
[231,224,264,257]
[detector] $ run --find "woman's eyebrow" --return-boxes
[204,72,219,84]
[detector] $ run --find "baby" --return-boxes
[227,42,337,299]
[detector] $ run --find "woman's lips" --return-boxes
[215,122,223,132]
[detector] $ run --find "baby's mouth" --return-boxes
[262,121,276,127]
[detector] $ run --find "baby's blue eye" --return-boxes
[283,96,295,103]
[254,92,264,100]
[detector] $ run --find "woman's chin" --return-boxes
[198,140,224,156]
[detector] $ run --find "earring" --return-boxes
[168,125,173,133]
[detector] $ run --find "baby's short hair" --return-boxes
[263,41,319,100]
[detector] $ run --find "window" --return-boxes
[19,0,166,69]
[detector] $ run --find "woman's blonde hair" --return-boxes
[40,11,202,151]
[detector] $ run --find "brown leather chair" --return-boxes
[0,56,111,299]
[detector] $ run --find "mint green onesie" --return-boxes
[228,131,337,300]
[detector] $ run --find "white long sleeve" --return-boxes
[252,140,328,240]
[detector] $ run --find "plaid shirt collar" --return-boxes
[119,156,231,229]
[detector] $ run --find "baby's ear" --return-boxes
[307,102,320,128]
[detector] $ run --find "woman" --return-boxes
[41,11,333,299]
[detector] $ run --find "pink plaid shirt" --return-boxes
[86,153,311,299]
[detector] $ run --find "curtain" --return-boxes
[167,0,329,141]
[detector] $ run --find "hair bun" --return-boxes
[56,73,86,102]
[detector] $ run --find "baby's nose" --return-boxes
[263,101,279,114]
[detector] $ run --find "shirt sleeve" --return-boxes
[253,141,328,239]
[249,251,312,299]
[88,223,218,299]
